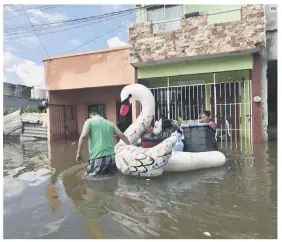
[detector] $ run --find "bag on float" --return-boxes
[172,131,184,152]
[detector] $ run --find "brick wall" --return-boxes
[129,5,265,64]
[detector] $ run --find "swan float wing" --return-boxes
[115,136,177,177]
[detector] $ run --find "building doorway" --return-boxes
[48,104,78,141]
[142,70,253,149]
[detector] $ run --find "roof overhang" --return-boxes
[131,47,262,68]
[43,46,130,62]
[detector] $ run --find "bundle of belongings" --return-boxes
[141,118,182,148]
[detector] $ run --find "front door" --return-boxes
[48,104,78,141]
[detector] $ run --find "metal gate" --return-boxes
[150,79,252,149]
[49,104,78,141]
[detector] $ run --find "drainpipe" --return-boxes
[259,4,268,142]
[259,47,268,142]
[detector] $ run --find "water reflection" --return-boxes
[3,139,51,199]
[3,139,277,239]
[56,162,228,239]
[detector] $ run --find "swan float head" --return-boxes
[120,93,132,117]
[114,84,177,177]
[120,84,155,117]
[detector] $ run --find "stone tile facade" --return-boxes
[129,5,265,64]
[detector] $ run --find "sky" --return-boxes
[3,4,136,88]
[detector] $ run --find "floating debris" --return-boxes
[203,232,211,237]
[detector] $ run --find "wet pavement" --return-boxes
[3,139,277,239]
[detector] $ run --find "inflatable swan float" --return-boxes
[115,84,226,177]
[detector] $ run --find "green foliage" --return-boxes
[22,105,43,114]
[3,105,44,116]
[3,108,16,116]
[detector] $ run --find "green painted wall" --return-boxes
[139,70,251,88]
[136,4,242,24]
[138,55,253,79]
[185,5,242,24]
[184,4,241,13]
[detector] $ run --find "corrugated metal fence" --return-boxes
[3,110,23,135]
[21,123,47,140]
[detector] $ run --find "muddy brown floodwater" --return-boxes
[3,139,277,239]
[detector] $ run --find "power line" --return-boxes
[67,7,148,54]
[20,4,50,58]
[4,5,157,40]
[4,11,132,40]
[4,7,136,35]
[4,5,144,34]
[4,5,62,20]
[4,4,57,13]
[4,4,156,56]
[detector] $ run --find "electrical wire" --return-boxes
[4,8,136,36]
[5,5,156,56]
[66,6,148,54]
[5,7,135,31]
[5,11,133,40]
[20,4,50,58]
[4,5,159,41]
[4,5,146,34]
[4,4,57,13]
[4,5,63,20]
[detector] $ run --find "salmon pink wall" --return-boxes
[73,86,122,133]
[44,47,135,91]
[48,86,125,139]
[48,89,76,105]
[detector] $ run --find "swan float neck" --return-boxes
[115,84,177,177]
[117,84,155,146]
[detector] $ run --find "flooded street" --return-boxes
[3,139,277,239]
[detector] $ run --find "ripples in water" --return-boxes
[3,140,277,239]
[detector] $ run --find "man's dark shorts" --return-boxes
[84,154,116,179]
